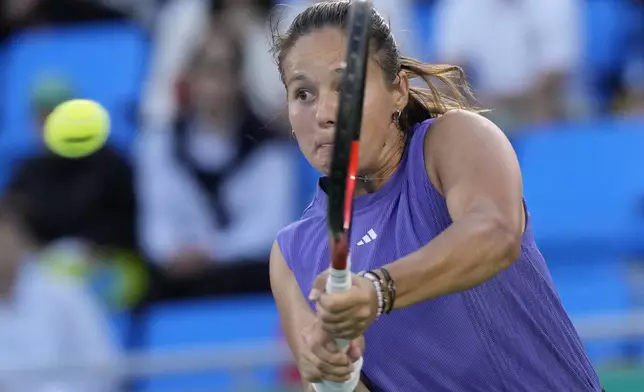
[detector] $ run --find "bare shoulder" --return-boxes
[269,240,286,274]
[428,109,507,145]
[423,109,517,193]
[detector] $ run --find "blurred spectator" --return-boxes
[30,74,75,124]
[0,196,120,392]
[7,75,143,310]
[615,59,644,117]
[136,22,295,298]
[140,0,211,127]
[141,0,282,129]
[613,0,644,117]
[141,0,418,132]
[215,0,284,123]
[434,0,581,130]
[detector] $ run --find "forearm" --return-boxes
[305,381,371,392]
[387,214,521,309]
[289,312,317,361]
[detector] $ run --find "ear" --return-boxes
[392,70,410,111]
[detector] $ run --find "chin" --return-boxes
[311,151,332,175]
[317,163,330,176]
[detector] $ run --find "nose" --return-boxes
[315,90,337,129]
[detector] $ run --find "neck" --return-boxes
[354,136,405,195]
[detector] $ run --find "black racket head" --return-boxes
[327,0,372,241]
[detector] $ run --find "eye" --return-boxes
[294,89,314,102]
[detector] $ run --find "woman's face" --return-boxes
[282,27,408,175]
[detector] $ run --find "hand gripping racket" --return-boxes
[313,1,372,391]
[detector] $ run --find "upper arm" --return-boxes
[425,110,525,236]
[270,240,316,356]
[270,241,316,391]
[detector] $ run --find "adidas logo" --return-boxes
[357,229,377,246]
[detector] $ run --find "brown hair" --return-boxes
[270,0,482,134]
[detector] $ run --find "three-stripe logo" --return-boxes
[357,229,377,246]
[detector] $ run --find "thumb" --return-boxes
[309,270,329,301]
[347,339,363,362]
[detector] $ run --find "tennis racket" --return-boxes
[314,1,372,391]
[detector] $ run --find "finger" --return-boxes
[317,292,356,313]
[310,352,353,381]
[320,318,364,335]
[317,303,358,324]
[309,270,329,300]
[322,326,361,341]
[304,374,322,384]
[299,363,323,383]
[316,361,353,382]
[312,343,351,367]
[322,372,353,383]
[299,349,325,382]
[347,340,363,362]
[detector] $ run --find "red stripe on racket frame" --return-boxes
[330,141,360,271]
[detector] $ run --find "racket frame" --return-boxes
[326,0,372,278]
[320,3,373,392]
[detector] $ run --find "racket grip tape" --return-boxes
[326,267,352,293]
[313,262,364,392]
[326,267,351,350]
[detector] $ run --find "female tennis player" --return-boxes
[270,1,603,391]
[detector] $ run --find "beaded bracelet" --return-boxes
[378,267,397,313]
[359,271,384,318]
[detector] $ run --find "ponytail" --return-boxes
[398,56,484,132]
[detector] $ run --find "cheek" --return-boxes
[289,104,315,148]
[355,85,395,168]
[370,80,394,116]
[360,85,393,141]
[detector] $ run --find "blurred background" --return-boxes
[0,0,642,391]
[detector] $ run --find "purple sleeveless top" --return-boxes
[277,119,601,392]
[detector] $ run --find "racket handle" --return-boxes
[326,267,352,293]
[313,260,364,392]
[326,267,351,350]
[313,356,363,392]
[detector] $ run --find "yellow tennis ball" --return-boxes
[44,99,110,158]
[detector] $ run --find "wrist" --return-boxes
[368,268,397,314]
[359,271,383,319]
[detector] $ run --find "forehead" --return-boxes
[283,27,347,78]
